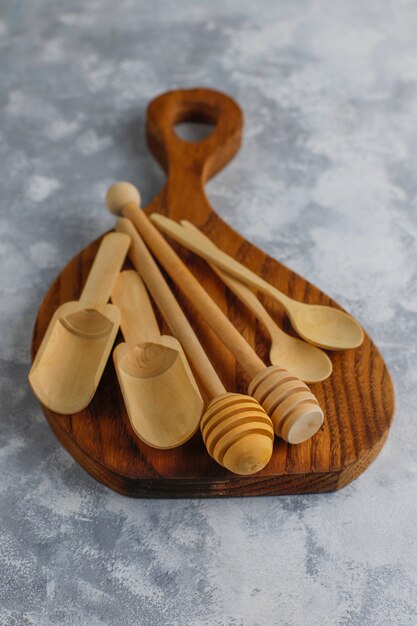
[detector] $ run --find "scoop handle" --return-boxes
[79,232,131,309]
[115,218,226,399]
[119,205,266,380]
[111,271,161,346]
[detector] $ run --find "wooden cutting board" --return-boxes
[31,88,395,497]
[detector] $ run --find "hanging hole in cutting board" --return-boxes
[174,121,215,143]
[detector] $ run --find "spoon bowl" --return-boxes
[288,303,364,350]
[269,331,332,382]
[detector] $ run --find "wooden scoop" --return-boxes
[107,184,324,445]
[111,270,203,449]
[112,217,274,474]
[180,220,333,383]
[29,232,130,414]
[151,214,364,351]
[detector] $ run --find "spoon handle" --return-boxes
[79,232,131,309]
[112,271,161,345]
[216,269,280,335]
[118,206,266,381]
[150,215,293,311]
[180,221,281,340]
[115,218,226,399]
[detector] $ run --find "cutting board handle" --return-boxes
[146,88,243,222]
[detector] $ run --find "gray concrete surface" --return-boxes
[1,1,417,624]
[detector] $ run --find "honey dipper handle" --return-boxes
[111,270,161,346]
[79,232,130,309]
[115,218,226,399]
[120,205,266,380]
[151,215,293,310]
[181,221,280,338]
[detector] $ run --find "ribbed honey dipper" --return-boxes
[110,214,274,475]
[106,182,324,444]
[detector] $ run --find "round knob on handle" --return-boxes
[106,181,141,215]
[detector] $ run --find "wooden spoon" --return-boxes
[28,232,130,414]
[180,220,332,383]
[111,270,203,449]
[107,184,324,445]
[113,218,274,474]
[151,214,364,351]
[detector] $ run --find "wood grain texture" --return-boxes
[31,88,395,497]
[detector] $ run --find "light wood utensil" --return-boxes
[111,270,203,449]
[151,214,364,351]
[114,217,274,474]
[29,232,130,414]
[180,220,332,383]
[108,184,324,444]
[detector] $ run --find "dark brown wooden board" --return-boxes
[31,88,395,497]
